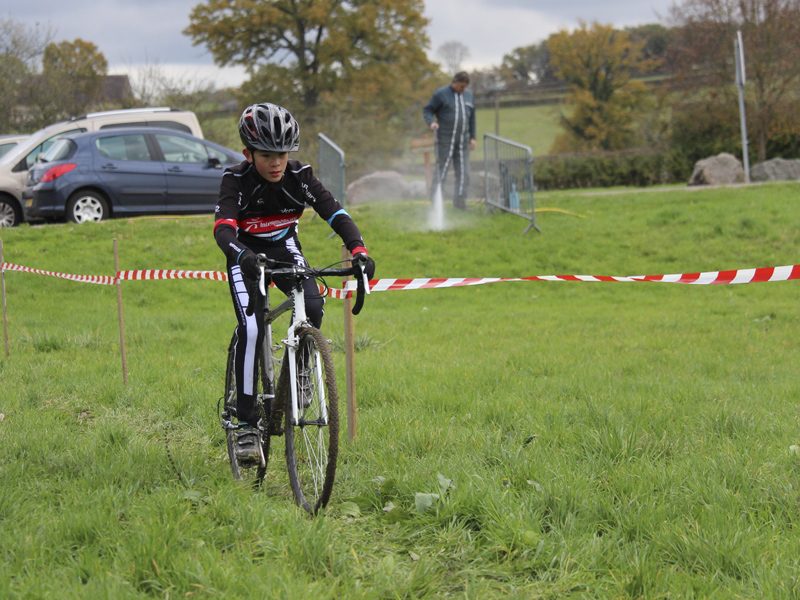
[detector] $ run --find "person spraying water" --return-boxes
[423,71,477,211]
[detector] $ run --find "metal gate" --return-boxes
[317,132,346,205]
[483,133,539,233]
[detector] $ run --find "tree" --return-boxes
[0,18,53,131]
[39,39,108,120]
[547,22,655,151]
[185,0,439,172]
[500,41,557,85]
[185,0,434,115]
[624,23,671,76]
[465,66,505,95]
[436,40,469,74]
[668,0,800,161]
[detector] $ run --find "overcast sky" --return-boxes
[2,0,675,88]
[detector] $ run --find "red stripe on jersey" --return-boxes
[214,218,238,234]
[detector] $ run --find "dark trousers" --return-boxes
[436,139,470,208]
[226,241,323,425]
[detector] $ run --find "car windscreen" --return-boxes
[40,138,77,162]
[0,142,18,158]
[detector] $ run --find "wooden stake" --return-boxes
[1,240,9,358]
[341,245,357,440]
[113,239,128,384]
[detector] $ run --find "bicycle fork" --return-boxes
[283,288,329,427]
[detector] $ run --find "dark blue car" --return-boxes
[23,127,242,223]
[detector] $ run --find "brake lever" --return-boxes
[351,262,367,315]
[360,263,370,295]
[255,253,268,297]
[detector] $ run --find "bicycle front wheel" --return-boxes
[279,326,339,514]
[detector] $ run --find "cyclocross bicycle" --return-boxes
[219,253,368,514]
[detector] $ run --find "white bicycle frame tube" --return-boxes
[262,265,328,427]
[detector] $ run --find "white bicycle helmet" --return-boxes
[238,102,300,152]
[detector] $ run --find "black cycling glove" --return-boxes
[237,249,260,280]
[350,247,375,280]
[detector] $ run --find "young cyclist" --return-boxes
[213,102,375,462]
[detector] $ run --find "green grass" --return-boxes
[476,103,563,157]
[1,182,800,597]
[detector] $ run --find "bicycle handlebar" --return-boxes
[249,254,369,316]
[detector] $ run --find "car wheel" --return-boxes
[0,196,22,227]
[67,191,109,224]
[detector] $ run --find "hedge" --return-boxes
[533,148,693,190]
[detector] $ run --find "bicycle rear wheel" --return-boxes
[222,330,271,486]
[280,326,339,514]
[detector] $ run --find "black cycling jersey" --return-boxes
[213,158,366,426]
[213,159,365,259]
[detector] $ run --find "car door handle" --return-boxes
[167,166,183,173]
[101,163,118,170]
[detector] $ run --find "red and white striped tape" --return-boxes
[114,270,333,298]
[117,269,227,282]
[0,263,227,285]
[3,262,799,296]
[1,262,116,285]
[329,264,800,298]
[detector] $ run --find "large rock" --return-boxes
[688,153,745,186]
[751,158,800,182]
[346,170,425,204]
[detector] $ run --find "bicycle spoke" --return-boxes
[301,426,326,498]
[284,327,338,514]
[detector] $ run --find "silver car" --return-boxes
[0,135,29,159]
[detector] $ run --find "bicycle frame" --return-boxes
[258,266,328,428]
[222,253,366,506]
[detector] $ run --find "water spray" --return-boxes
[428,132,445,231]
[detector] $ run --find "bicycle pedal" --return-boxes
[234,427,264,465]
[239,443,266,469]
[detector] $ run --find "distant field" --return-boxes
[193,101,566,174]
[476,103,564,157]
[1,181,799,596]
[401,102,565,171]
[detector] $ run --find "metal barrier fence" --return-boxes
[482,133,539,233]
[318,132,346,205]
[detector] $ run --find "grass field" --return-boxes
[196,103,566,170]
[402,103,563,176]
[476,103,563,157]
[1,182,799,597]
